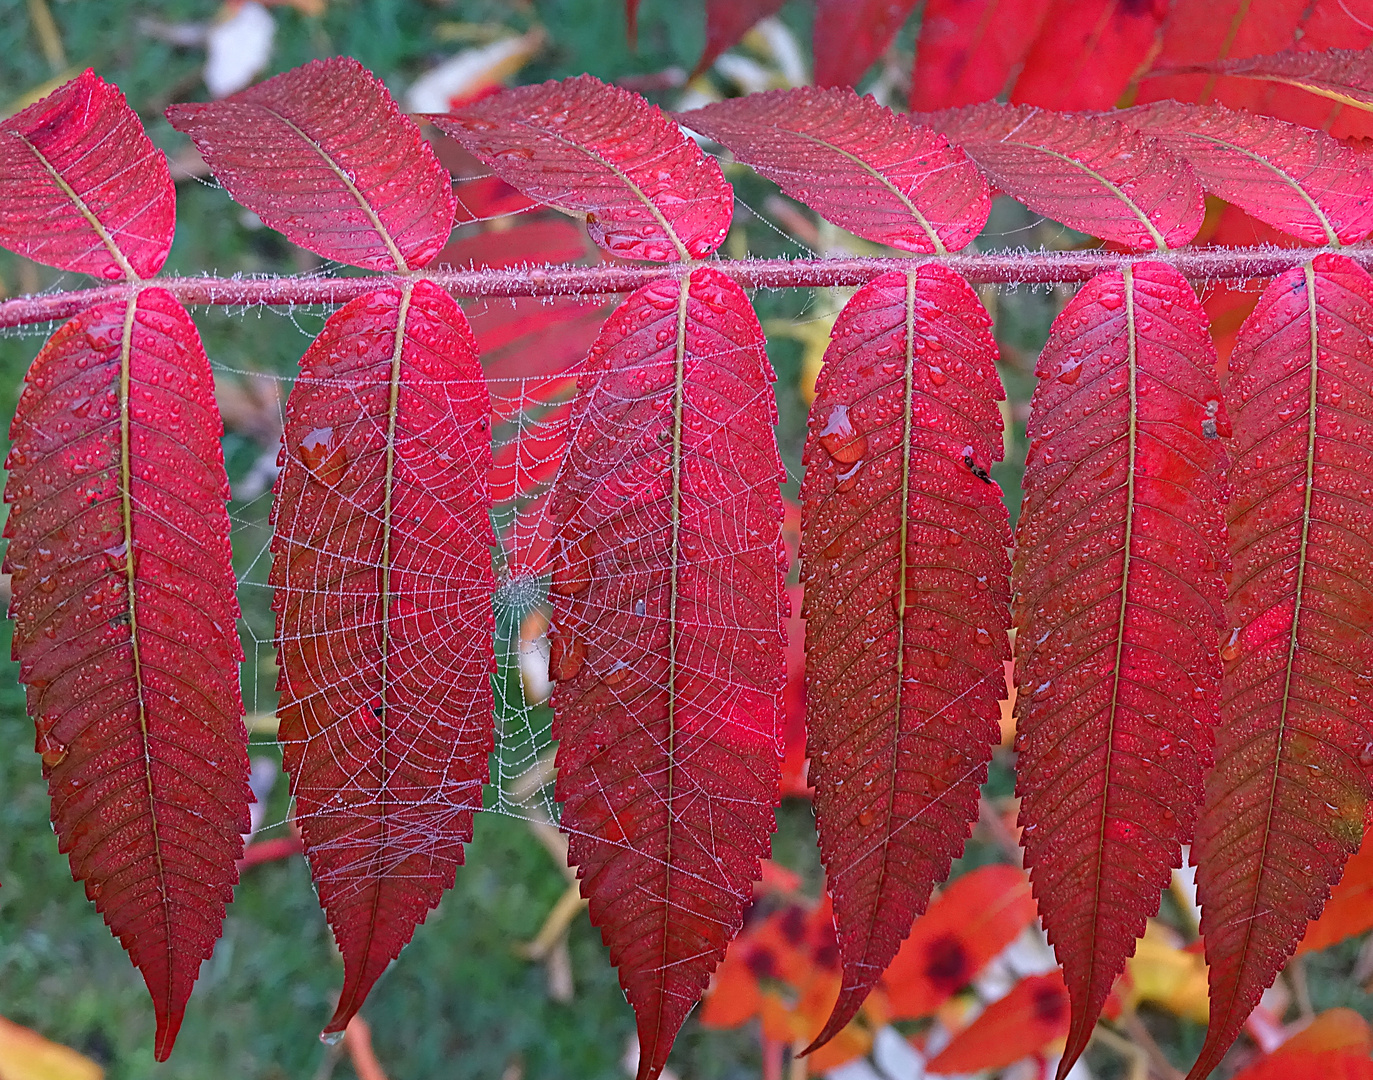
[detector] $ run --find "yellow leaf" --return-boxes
[0,1016,102,1080]
[1123,920,1209,1024]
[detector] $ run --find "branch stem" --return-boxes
[1,244,1366,329]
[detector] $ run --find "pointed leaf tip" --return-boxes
[271,280,494,1032]
[435,75,733,263]
[550,267,785,1080]
[167,57,455,271]
[1188,253,1373,1080]
[1014,262,1228,1075]
[4,291,248,1057]
[799,266,1011,1049]
[0,69,175,279]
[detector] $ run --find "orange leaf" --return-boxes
[1233,1051,1373,1080]
[700,951,764,1029]
[0,1015,102,1080]
[926,972,1070,1074]
[1276,1009,1373,1058]
[1299,829,1373,953]
[883,865,1037,1019]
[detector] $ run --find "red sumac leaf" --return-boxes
[678,89,989,254]
[798,266,1011,1049]
[0,70,174,280]
[3,291,247,1059]
[269,280,494,1035]
[1128,102,1373,246]
[435,76,732,262]
[925,104,1204,250]
[1009,0,1168,110]
[811,0,919,89]
[1013,263,1228,1077]
[549,267,786,1080]
[908,0,1051,111]
[1135,0,1310,108]
[1149,47,1373,121]
[1188,253,1373,1080]
[695,0,787,78]
[167,58,455,272]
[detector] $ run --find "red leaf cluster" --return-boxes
[4,32,1373,1080]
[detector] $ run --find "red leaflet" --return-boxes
[167,58,454,272]
[798,266,1011,1049]
[1149,48,1373,122]
[695,0,786,77]
[926,104,1204,250]
[884,864,1037,1019]
[3,291,247,1059]
[1013,264,1228,1078]
[435,76,732,262]
[1135,0,1307,109]
[1009,0,1168,110]
[549,267,786,1080]
[0,70,174,280]
[812,0,919,89]
[1128,102,1373,246]
[1188,254,1373,1080]
[678,89,989,254]
[269,280,494,1035]
[926,972,1070,1074]
[909,0,1051,110]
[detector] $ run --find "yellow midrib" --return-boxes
[21,135,138,280]
[1085,264,1139,1019]
[117,295,170,984]
[651,274,691,1051]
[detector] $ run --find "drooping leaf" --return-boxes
[1127,102,1373,246]
[1299,828,1373,953]
[1134,0,1309,108]
[883,864,1038,1019]
[678,89,989,254]
[1013,263,1229,1078]
[1009,0,1168,110]
[269,280,494,1035]
[435,76,732,262]
[548,266,786,1080]
[926,971,1071,1074]
[811,0,919,89]
[1188,253,1373,1080]
[166,57,455,272]
[925,104,1204,250]
[0,69,174,280]
[3,290,248,1059]
[694,0,787,78]
[1149,48,1373,119]
[797,265,1011,1049]
[908,0,1051,111]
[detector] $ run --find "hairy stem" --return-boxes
[1,245,1367,329]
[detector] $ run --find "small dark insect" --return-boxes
[964,452,993,484]
[371,704,384,717]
